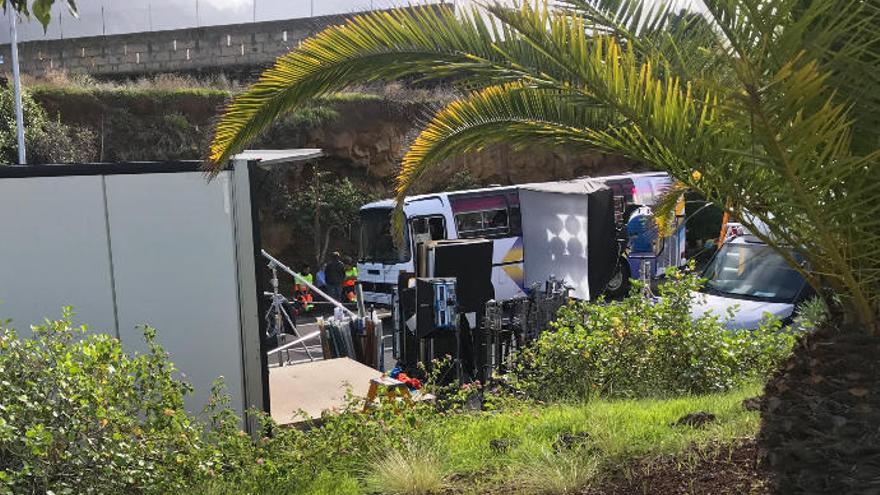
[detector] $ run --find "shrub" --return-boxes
[0,309,224,494]
[0,87,96,164]
[791,296,829,332]
[510,266,796,401]
[0,307,444,495]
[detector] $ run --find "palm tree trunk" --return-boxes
[759,319,880,494]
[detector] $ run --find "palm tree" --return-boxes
[209,1,880,490]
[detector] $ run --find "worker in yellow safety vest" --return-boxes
[342,262,358,303]
[294,263,315,313]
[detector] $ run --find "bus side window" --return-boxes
[412,216,447,243]
[428,217,445,240]
[485,209,509,231]
[455,212,484,236]
[456,208,520,239]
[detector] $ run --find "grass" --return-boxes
[429,383,759,476]
[511,451,601,494]
[201,383,761,495]
[366,444,445,495]
[373,383,758,494]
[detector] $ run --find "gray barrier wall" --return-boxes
[0,162,262,421]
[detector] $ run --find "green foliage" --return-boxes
[512,450,599,494]
[29,86,229,162]
[251,104,339,150]
[792,297,830,332]
[27,85,356,163]
[0,87,95,164]
[272,168,375,266]
[0,308,768,494]
[511,266,796,401]
[199,382,762,495]
[0,308,220,494]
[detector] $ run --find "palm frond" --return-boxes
[396,83,611,201]
[208,3,625,168]
[553,0,727,84]
[208,5,508,168]
[210,0,880,326]
[396,33,719,201]
[651,180,689,238]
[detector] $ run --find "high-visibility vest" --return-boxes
[343,267,357,301]
[294,273,315,311]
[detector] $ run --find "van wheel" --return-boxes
[603,258,631,299]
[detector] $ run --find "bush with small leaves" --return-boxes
[0,308,229,494]
[510,265,796,401]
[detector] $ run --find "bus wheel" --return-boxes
[603,258,631,299]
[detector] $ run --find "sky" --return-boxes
[0,0,450,43]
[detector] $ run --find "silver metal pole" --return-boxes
[267,330,320,356]
[261,249,357,318]
[7,11,25,165]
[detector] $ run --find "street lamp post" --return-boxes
[7,10,26,165]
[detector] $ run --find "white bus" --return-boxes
[357,172,684,307]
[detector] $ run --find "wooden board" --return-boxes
[269,358,381,425]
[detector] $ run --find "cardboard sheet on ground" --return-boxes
[269,358,381,424]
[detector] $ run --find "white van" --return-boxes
[692,226,815,329]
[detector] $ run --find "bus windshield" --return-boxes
[702,242,807,303]
[359,208,410,264]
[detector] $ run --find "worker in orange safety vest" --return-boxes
[294,263,315,313]
[342,261,358,303]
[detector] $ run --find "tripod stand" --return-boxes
[264,260,315,365]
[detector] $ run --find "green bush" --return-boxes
[0,308,442,495]
[510,266,796,401]
[0,88,96,164]
[0,309,229,494]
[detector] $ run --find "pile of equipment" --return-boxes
[394,239,494,384]
[390,240,575,384]
[317,311,384,369]
[482,278,571,379]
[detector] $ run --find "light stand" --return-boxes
[264,260,314,365]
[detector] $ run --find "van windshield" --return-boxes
[702,242,807,303]
[359,208,410,264]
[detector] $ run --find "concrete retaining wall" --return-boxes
[0,7,419,76]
